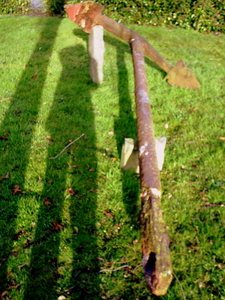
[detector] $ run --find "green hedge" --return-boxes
[1,0,30,14]
[1,0,224,32]
[44,0,65,15]
[65,0,225,32]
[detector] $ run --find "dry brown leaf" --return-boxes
[0,291,7,298]
[5,172,10,178]
[219,137,225,141]
[0,172,10,182]
[12,185,25,195]
[104,210,114,217]
[0,136,8,141]
[68,188,75,195]
[46,136,52,142]
[43,198,52,206]
[71,164,79,168]
[74,226,79,234]
[97,257,104,261]
[201,197,208,201]
[52,222,63,231]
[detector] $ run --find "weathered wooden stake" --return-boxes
[88,25,104,84]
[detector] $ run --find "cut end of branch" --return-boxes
[143,253,173,296]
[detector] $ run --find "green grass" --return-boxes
[0,15,225,300]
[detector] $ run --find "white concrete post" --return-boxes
[88,25,104,84]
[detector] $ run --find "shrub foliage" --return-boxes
[1,0,30,14]
[67,0,225,32]
[1,0,225,32]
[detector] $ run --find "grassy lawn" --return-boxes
[0,15,225,300]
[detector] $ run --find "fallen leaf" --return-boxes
[104,210,114,217]
[43,198,52,206]
[58,296,66,300]
[52,222,63,231]
[5,172,10,179]
[219,137,225,141]
[14,110,21,114]
[71,164,79,168]
[0,136,8,141]
[114,224,121,233]
[107,131,114,136]
[74,226,79,234]
[46,136,52,142]
[0,172,10,182]
[68,188,75,195]
[89,189,99,193]
[110,157,116,162]
[199,190,207,195]
[12,185,25,195]
[217,264,224,270]
[97,257,104,261]
[89,168,95,172]
[0,291,7,298]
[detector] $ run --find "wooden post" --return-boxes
[88,25,104,84]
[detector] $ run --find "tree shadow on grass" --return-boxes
[23,44,100,299]
[73,29,139,225]
[0,17,61,295]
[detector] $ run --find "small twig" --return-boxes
[49,133,84,159]
[203,202,225,208]
[173,272,187,300]
[113,258,138,264]
[99,264,129,273]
